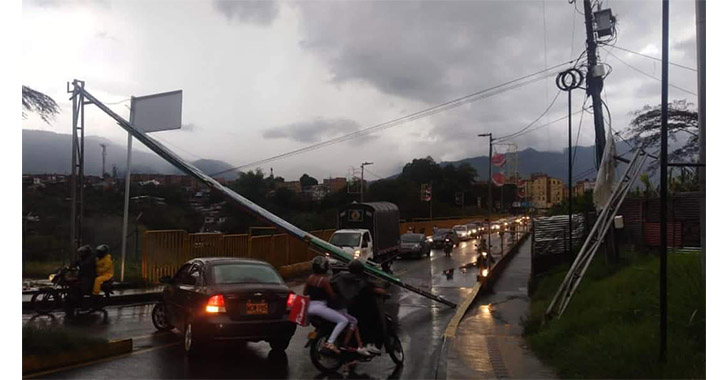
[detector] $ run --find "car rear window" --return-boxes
[212,263,284,285]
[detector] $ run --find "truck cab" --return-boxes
[328,229,374,262]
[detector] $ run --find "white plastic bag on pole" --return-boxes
[593,128,617,212]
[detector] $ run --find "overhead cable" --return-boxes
[606,50,697,96]
[611,45,697,72]
[211,60,576,176]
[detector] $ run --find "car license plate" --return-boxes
[246,300,268,315]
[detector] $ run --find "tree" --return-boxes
[400,156,441,185]
[22,86,60,124]
[626,99,698,170]
[299,173,318,189]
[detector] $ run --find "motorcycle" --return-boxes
[443,237,453,257]
[31,265,114,316]
[306,297,404,373]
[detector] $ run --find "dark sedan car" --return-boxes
[428,228,459,248]
[154,257,297,356]
[399,233,431,258]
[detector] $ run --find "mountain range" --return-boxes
[23,129,637,183]
[442,140,634,182]
[22,130,239,180]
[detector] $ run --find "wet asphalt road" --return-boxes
[24,233,506,379]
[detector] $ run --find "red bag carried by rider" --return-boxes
[288,294,310,326]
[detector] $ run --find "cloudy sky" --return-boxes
[21,0,700,181]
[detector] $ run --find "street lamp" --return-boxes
[360,162,373,203]
[478,133,494,276]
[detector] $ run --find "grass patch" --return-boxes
[524,250,705,379]
[23,260,147,283]
[23,324,107,357]
[23,261,64,279]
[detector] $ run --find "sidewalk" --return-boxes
[445,235,555,379]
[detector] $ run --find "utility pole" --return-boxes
[695,0,705,274]
[557,68,584,258]
[68,80,86,262]
[583,0,607,164]
[478,133,493,256]
[360,162,373,203]
[659,0,669,363]
[584,0,618,264]
[100,143,107,178]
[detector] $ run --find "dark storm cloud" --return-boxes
[263,118,363,143]
[294,1,572,104]
[291,0,697,156]
[213,0,280,25]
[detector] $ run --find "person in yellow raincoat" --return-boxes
[93,244,114,296]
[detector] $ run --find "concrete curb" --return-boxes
[22,338,132,376]
[483,232,531,292]
[22,291,162,313]
[434,231,531,380]
[436,280,482,380]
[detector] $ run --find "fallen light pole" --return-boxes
[68,80,456,308]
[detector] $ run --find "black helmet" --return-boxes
[96,244,109,257]
[77,245,92,257]
[312,256,329,274]
[348,259,364,274]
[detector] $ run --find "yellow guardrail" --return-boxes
[141,216,502,281]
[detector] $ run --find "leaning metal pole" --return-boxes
[76,83,456,308]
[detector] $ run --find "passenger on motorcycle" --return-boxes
[337,259,387,355]
[305,256,366,356]
[93,245,114,308]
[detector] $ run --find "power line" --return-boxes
[102,98,131,106]
[571,91,589,169]
[364,168,384,180]
[611,45,697,72]
[606,50,697,96]
[212,60,576,176]
[496,91,561,142]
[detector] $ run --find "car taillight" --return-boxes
[286,293,295,310]
[206,294,226,313]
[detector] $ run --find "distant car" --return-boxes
[466,223,479,238]
[399,233,431,258]
[428,228,459,248]
[154,257,297,356]
[470,221,485,235]
[453,225,470,240]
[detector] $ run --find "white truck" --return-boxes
[327,202,401,271]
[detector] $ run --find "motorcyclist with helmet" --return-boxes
[304,256,354,355]
[66,245,96,313]
[333,259,387,355]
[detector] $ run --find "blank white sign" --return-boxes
[130,90,183,132]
